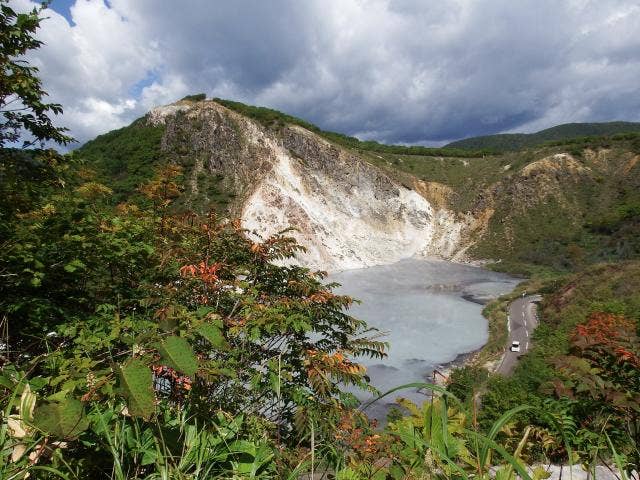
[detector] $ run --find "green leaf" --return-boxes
[197,323,229,350]
[195,306,215,319]
[118,359,155,419]
[480,404,532,468]
[157,336,198,376]
[33,399,89,439]
[63,258,86,273]
[46,389,72,402]
[28,376,49,391]
[532,466,552,480]
[229,440,274,476]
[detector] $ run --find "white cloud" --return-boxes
[10,0,640,145]
[65,97,136,135]
[11,0,166,142]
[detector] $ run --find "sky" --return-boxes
[11,0,640,146]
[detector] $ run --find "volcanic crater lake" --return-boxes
[327,258,519,413]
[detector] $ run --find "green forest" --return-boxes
[1,3,639,479]
[445,123,640,152]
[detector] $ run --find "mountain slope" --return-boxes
[79,98,640,274]
[366,139,640,273]
[78,119,165,202]
[445,121,640,152]
[81,98,470,271]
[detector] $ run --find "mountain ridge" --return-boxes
[114,98,471,270]
[445,121,640,152]
[78,97,640,274]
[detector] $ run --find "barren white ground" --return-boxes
[241,139,464,271]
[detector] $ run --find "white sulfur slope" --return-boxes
[241,143,463,271]
[148,100,467,272]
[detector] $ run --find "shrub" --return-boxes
[447,365,489,403]
[181,93,207,102]
[0,162,386,478]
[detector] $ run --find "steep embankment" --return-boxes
[365,137,640,273]
[86,99,469,271]
[241,126,463,270]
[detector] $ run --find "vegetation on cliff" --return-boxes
[213,98,496,158]
[77,119,165,202]
[368,135,640,275]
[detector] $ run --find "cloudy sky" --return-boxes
[12,0,640,146]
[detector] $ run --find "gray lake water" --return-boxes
[327,257,519,415]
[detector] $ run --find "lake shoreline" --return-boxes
[329,257,520,417]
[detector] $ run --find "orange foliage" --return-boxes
[139,165,183,206]
[334,410,389,461]
[179,261,223,284]
[306,291,336,304]
[574,312,634,343]
[231,219,243,232]
[572,312,640,367]
[152,365,192,401]
[305,349,366,379]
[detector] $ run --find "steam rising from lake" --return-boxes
[328,258,519,415]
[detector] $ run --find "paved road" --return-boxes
[497,294,542,375]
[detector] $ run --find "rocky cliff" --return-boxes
[146,100,467,271]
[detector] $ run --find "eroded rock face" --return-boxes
[148,100,467,271]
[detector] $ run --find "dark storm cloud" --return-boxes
[123,1,315,91]
[15,0,640,144]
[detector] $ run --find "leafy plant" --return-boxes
[551,312,640,475]
[0,158,386,477]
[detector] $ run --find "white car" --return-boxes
[510,341,521,352]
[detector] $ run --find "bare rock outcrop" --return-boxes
[147,100,468,271]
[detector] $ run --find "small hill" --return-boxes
[446,121,640,152]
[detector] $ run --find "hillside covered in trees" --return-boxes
[445,121,640,152]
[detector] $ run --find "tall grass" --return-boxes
[355,382,580,480]
[2,380,636,478]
